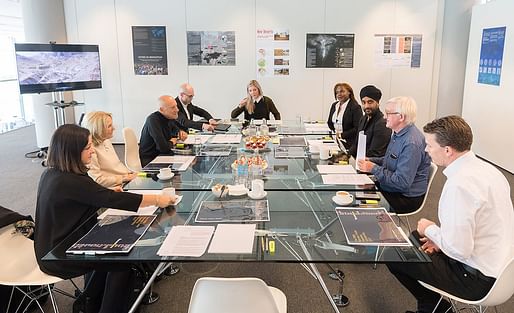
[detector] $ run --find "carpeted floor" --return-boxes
[1,125,513,313]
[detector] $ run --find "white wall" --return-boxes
[462,0,514,173]
[63,0,443,142]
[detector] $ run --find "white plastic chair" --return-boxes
[418,257,514,313]
[0,224,63,313]
[397,162,438,231]
[187,277,287,313]
[122,127,142,172]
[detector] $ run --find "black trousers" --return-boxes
[381,191,424,214]
[75,264,135,313]
[387,232,495,313]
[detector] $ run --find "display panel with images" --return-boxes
[374,34,423,68]
[187,31,236,66]
[306,33,354,68]
[14,43,102,94]
[478,26,506,86]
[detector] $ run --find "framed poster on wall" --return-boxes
[478,26,506,86]
[187,31,236,66]
[305,33,354,68]
[131,26,168,75]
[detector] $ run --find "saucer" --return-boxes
[248,190,267,200]
[227,185,249,196]
[157,172,174,181]
[332,195,353,206]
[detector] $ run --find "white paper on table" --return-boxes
[98,195,183,219]
[157,225,215,257]
[356,131,367,170]
[321,174,374,185]
[307,140,339,153]
[304,123,331,132]
[208,224,256,254]
[210,134,242,144]
[316,165,356,174]
[181,135,212,145]
[254,120,282,125]
[150,155,195,171]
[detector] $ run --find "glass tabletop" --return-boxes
[43,190,430,265]
[124,137,374,192]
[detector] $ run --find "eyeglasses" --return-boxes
[182,93,194,98]
[385,112,401,117]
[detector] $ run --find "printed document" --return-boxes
[157,225,215,257]
[322,174,374,185]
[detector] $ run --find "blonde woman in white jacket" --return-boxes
[84,111,136,188]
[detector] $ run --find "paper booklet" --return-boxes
[66,215,156,254]
[336,207,411,246]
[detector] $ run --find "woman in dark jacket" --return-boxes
[327,82,363,149]
[34,124,177,313]
[231,80,281,121]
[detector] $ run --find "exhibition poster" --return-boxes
[478,26,506,86]
[374,34,422,68]
[306,33,354,68]
[187,31,236,66]
[256,29,290,77]
[131,26,168,75]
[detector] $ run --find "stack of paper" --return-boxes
[316,165,356,174]
[211,134,242,144]
[321,174,374,185]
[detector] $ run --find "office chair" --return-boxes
[0,223,78,313]
[418,257,514,313]
[397,162,438,231]
[122,127,142,172]
[187,277,287,313]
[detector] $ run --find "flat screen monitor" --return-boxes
[14,43,102,94]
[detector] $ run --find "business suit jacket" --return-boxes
[326,99,363,148]
[348,110,391,158]
[175,97,214,130]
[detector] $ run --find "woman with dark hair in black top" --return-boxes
[34,124,177,313]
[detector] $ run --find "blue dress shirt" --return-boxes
[369,124,431,197]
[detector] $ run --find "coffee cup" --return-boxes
[159,167,172,178]
[162,187,176,197]
[335,191,353,203]
[319,146,331,160]
[251,179,264,195]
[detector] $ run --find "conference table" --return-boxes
[44,120,430,312]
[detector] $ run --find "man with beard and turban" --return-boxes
[348,85,391,158]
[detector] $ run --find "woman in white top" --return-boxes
[84,111,136,188]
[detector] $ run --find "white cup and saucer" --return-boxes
[157,168,174,181]
[248,179,267,200]
[332,191,354,205]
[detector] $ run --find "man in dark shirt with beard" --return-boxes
[348,85,392,158]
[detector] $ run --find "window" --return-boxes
[0,0,34,133]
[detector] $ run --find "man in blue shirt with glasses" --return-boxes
[357,96,431,214]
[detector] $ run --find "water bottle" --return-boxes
[194,136,201,155]
[248,119,257,136]
[259,118,269,136]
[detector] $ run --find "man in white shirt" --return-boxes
[387,115,514,313]
[175,83,217,131]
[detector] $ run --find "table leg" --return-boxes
[128,262,167,313]
[297,235,343,312]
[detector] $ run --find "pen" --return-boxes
[111,238,121,248]
[265,235,269,253]
[137,172,152,177]
[261,237,265,253]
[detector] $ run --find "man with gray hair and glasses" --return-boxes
[387,115,514,313]
[358,96,431,214]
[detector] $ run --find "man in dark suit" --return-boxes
[348,85,392,158]
[176,83,217,131]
